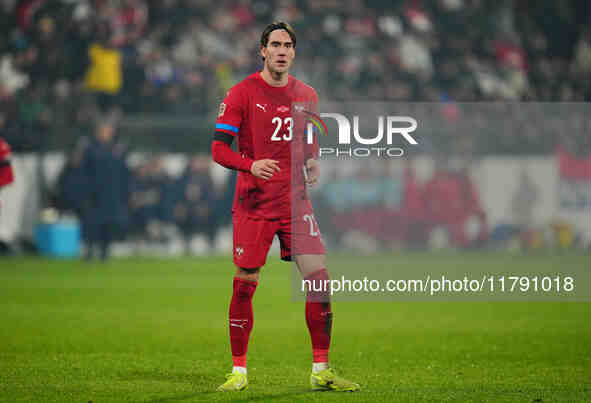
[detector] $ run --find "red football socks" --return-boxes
[229,271,332,368]
[229,277,257,367]
[305,268,332,363]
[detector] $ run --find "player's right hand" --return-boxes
[251,159,280,180]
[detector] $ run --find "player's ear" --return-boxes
[260,45,266,61]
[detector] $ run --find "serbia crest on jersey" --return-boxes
[215,72,318,219]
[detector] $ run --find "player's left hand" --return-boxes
[305,159,319,185]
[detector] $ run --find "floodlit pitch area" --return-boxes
[1,254,590,402]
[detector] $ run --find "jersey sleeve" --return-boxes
[214,86,245,141]
[211,84,254,172]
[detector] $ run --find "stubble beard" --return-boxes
[266,59,290,81]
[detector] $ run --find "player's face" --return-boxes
[96,124,114,143]
[261,29,295,74]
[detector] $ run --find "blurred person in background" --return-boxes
[379,159,427,249]
[0,136,14,254]
[129,156,169,242]
[0,93,21,151]
[82,118,130,261]
[128,162,152,237]
[84,21,122,112]
[172,154,218,252]
[555,128,591,246]
[422,157,488,248]
[342,163,383,248]
[311,168,349,246]
[27,15,64,85]
[54,137,90,220]
[0,135,14,198]
[110,0,148,49]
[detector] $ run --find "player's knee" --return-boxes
[235,266,260,282]
[295,254,326,278]
[304,268,331,303]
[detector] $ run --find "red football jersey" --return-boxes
[216,72,318,219]
[0,137,14,188]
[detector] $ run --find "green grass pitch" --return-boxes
[1,254,590,402]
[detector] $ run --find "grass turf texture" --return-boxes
[0,254,590,402]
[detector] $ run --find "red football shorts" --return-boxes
[232,210,326,269]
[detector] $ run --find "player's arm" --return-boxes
[211,136,280,180]
[211,133,253,172]
[211,89,280,179]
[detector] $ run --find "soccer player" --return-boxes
[211,22,360,392]
[0,136,15,198]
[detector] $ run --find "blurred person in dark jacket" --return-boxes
[129,156,169,241]
[129,162,153,236]
[55,137,89,217]
[82,119,130,261]
[173,154,217,250]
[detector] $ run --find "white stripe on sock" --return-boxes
[232,366,247,375]
[312,362,329,373]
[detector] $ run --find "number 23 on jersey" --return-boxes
[271,117,293,141]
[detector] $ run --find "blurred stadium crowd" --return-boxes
[52,119,492,257]
[46,114,590,258]
[1,0,591,152]
[1,0,591,256]
[51,120,234,258]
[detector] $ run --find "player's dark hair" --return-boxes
[260,21,296,61]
